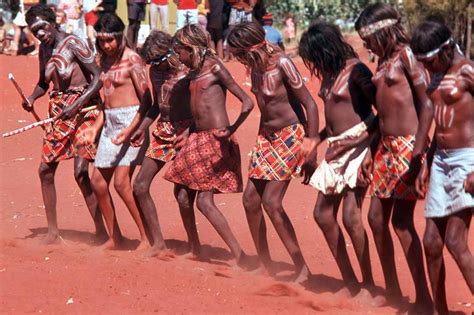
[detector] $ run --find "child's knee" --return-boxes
[132,179,148,197]
[113,178,130,195]
[445,230,465,257]
[175,188,191,208]
[261,195,281,213]
[38,163,54,183]
[74,165,89,184]
[196,194,212,214]
[242,191,260,213]
[423,232,443,259]
[91,174,107,196]
[342,210,362,232]
[313,207,332,229]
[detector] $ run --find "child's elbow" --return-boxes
[243,97,254,114]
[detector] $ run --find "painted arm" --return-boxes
[279,56,320,183]
[214,60,254,138]
[57,38,103,120]
[402,47,434,159]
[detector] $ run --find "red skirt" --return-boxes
[146,119,192,162]
[164,129,243,193]
[41,89,99,163]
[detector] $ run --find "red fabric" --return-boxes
[42,89,99,163]
[152,0,168,4]
[164,129,243,193]
[84,11,98,26]
[177,0,197,10]
[146,120,192,162]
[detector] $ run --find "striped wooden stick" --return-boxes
[2,105,98,138]
[9,73,45,130]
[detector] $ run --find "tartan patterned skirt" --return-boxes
[371,135,424,200]
[41,88,99,163]
[163,129,243,193]
[146,119,192,162]
[248,123,305,181]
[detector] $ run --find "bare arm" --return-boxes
[58,38,103,120]
[402,47,434,158]
[214,60,254,136]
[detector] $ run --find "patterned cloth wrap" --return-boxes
[248,123,305,181]
[371,135,425,200]
[146,119,192,162]
[42,88,99,163]
[164,129,243,193]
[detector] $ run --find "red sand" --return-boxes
[1,37,473,314]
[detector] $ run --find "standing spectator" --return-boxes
[197,0,208,30]
[6,0,40,56]
[227,0,254,28]
[127,0,146,49]
[174,0,200,30]
[284,12,295,44]
[58,0,83,37]
[150,0,169,33]
[262,13,283,50]
[83,0,102,50]
[206,0,224,59]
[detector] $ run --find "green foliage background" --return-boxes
[267,0,472,53]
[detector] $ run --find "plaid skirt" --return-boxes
[146,119,192,162]
[41,88,99,163]
[248,123,305,181]
[371,135,424,200]
[163,129,243,193]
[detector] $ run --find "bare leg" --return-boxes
[368,197,403,299]
[424,218,448,315]
[91,167,124,248]
[196,191,247,266]
[243,179,272,271]
[113,166,147,244]
[342,188,375,288]
[314,191,359,293]
[174,185,200,256]
[261,180,309,282]
[216,39,223,60]
[392,200,432,311]
[38,162,59,244]
[133,157,166,256]
[445,208,474,293]
[74,157,108,242]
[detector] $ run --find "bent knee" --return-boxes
[113,179,131,195]
[196,194,212,213]
[342,211,363,232]
[445,233,466,257]
[243,192,261,213]
[38,163,55,183]
[133,180,148,197]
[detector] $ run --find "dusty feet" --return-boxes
[41,232,60,245]
[136,240,150,251]
[93,230,109,245]
[99,237,125,250]
[352,288,387,307]
[293,265,310,284]
[236,252,260,271]
[407,299,433,315]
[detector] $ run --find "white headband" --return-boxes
[415,38,453,60]
[358,18,398,38]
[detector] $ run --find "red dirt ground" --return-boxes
[0,37,473,314]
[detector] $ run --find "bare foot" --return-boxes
[135,241,150,251]
[293,265,310,284]
[100,237,125,250]
[236,252,259,271]
[93,231,109,245]
[181,251,210,262]
[41,232,59,245]
[144,245,167,258]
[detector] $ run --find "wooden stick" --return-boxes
[8,73,45,130]
[2,105,97,138]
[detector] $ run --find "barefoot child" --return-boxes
[79,13,150,249]
[164,24,255,267]
[355,3,433,310]
[412,21,474,314]
[24,4,107,244]
[299,21,376,294]
[227,22,319,282]
[130,30,201,257]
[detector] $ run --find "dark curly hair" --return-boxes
[25,4,57,27]
[299,21,357,81]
